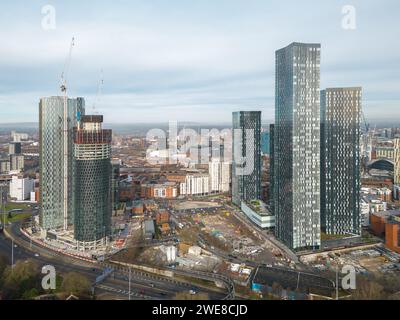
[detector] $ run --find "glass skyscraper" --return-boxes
[232,111,261,206]
[261,131,270,155]
[269,124,275,213]
[111,159,121,211]
[321,87,362,236]
[274,42,321,251]
[394,139,400,186]
[39,96,85,232]
[73,115,112,249]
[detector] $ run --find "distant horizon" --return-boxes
[1,118,400,129]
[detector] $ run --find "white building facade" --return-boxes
[180,174,210,196]
[10,176,34,201]
[209,159,230,193]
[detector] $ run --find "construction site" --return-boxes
[172,203,281,265]
[301,245,400,276]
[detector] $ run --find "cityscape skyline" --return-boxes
[1,1,399,123]
[1,1,400,305]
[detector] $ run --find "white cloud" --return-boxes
[0,0,399,123]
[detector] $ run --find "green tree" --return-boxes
[1,259,42,299]
[0,253,10,291]
[0,253,9,277]
[22,288,40,299]
[60,272,92,299]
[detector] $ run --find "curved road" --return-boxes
[0,221,228,300]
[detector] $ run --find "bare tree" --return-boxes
[351,276,386,300]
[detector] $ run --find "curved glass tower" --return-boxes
[39,96,85,232]
[73,115,112,250]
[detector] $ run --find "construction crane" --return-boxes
[60,37,75,94]
[61,37,75,231]
[92,69,104,114]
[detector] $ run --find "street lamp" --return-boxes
[328,255,340,300]
[128,266,131,301]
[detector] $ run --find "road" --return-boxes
[100,270,226,300]
[0,222,228,300]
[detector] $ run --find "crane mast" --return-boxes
[92,69,104,114]
[61,37,75,231]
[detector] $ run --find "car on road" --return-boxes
[34,253,40,257]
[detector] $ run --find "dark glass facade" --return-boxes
[321,87,362,236]
[39,96,85,231]
[74,158,111,242]
[274,43,321,251]
[261,131,270,155]
[111,160,120,210]
[269,124,275,214]
[232,111,261,206]
[73,115,112,244]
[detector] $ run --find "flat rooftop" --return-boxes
[245,200,273,216]
[372,210,400,218]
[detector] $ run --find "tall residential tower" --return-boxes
[274,42,321,251]
[232,111,261,206]
[39,96,85,232]
[269,124,275,213]
[73,115,112,249]
[321,87,362,236]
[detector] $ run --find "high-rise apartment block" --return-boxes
[394,139,400,184]
[9,142,22,155]
[269,124,275,213]
[274,42,321,251]
[111,159,120,210]
[232,111,261,206]
[180,173,210,196]
[10,176,34,201]
[10,154,24,172]
[209,158,230,193]
[321,87,362,236]
[261,131,270,155]
[73,115,112,249]
[39,96,85,232]
[0,160,10,174]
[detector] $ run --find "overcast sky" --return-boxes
[0,0,399,124]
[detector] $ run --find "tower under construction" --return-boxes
[73,114,112,250]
